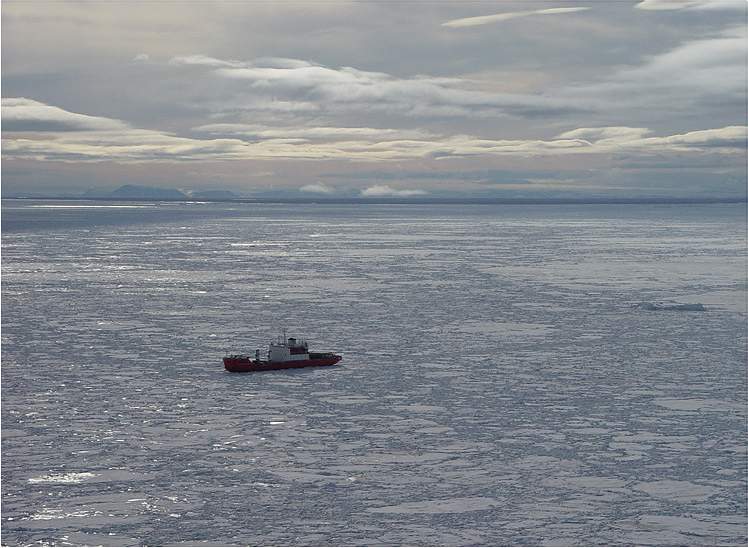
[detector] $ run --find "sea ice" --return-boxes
[28,472,97,484]
[367,496,501,514]
[635,301,707,311]
[2,201,745,546]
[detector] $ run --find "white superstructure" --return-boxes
[267,335,309,362]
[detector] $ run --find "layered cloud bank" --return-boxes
[3,97,744,163]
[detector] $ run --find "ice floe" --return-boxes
[635,301,706,311]
[367,496,501,514]
[633,480,721,503]
[28,472,97,484]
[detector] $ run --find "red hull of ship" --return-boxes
[223,355,342,373]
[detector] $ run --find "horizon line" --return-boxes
[2,195,746,206]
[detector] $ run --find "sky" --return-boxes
[2,0,746,200]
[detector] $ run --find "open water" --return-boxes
[2,200,746,546]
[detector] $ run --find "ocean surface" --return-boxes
[2,199,746,546]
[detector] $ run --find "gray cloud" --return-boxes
[166,23,743,130]
[170,55,586,119]
[2,97,128,132]
[193,123,433,141]
[563,25,746,107]
[320,168,575,183]
[443,7,590,28]
[635,0,744,10]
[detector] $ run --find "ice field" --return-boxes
[2,200,746,546]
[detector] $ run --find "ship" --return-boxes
[223,334,342,372]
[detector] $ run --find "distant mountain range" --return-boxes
[81,185,240,200]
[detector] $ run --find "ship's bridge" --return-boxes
[268,336,310,362]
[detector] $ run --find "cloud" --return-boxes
[2,2,743,199]
[169,55,585,119]
[169,54,247,68]
[361,185,427,197]
[212,99,320,113]
[3,99,744,163]
[193,123,431,141]
[621,26,745,91]
[443,7,590,28]
[635,0,743,10]
[170,55,315,71]
[555,125,746,153]
[321,168,570,183]
[557,127,652,141]
[251,57,315,69]
[300,182,335,194]
[561,25,747,109]
[640,125,747,150]
[2,97,128,132]
[2,98,252,162]
[166,25,742,129]
[2,133,251,163]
